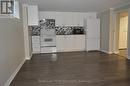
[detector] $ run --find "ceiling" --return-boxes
[20,0,130,12]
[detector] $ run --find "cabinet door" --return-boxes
[65,35,86,51]
[56,35,86,52]
[56,35,65,52]
[56,35,75,52]
[78,13,84,26]
[74,35,85,51]
[67,13,73,26]
[28,5,39,26]
[64,35,74,51]
[32,36,40,44]
[32,36,40,53]
[55,13,63,26]
[72,13,84,26]
[62,13,71,26]
[72,13,78,26]
[32,44,40,53]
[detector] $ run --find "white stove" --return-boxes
[39,19,56,53]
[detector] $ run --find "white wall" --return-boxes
[0,4,25,86]
[128,8,130,59]
[99,9,111,53]
[22,4,32,60]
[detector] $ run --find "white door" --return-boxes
[86,18,100,51]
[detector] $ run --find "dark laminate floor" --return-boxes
[10,51,130,86]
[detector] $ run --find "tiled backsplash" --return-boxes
[55,26,84,35]
[29,26,41,36]
[29,26,85,36]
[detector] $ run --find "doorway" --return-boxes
[117,11,128,57]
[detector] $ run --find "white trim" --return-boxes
[127,56,130,59]
[25,54,32,60]
[112,9,129,59]
[25,56,31,60]
[127,8,130,60]
[23,4,32,61]
[100,50,113,54]
[113,51,119,54]
[4,58,26,86]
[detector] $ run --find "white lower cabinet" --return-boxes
[32,44,40,53]
[74,35,85,51]
[56,35,85,52]
[32,36,40,54]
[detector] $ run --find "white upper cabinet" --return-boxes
[64,13,72,26]
[39,12,97,26]
[78,13,84,26]
[55,12,63,26]
[32,36,40,53]
[39,12,85,26]
[27,5,39,26]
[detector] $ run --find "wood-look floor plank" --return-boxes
[10,51,130,86]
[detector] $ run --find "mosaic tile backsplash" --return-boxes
[29,26,41,36]
[30,26,85,36]
[55,26,85,35]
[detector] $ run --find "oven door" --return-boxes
[41,35,56,47]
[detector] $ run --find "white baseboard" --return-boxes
[100,50,113,54]
[113,51,119,54]
[25,55,32,60]
[127,56,130,59]
[4,58,26,86]
[26,57,31,60]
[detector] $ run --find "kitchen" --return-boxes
[27,5,100,54]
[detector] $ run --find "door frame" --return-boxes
[113,9,129,58]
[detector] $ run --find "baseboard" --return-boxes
[26,57,31,60]
[100,50,113,54]
[4,58,26,86]
[25,55,32,60]
[127,56,130,59]
[113,51,119,54]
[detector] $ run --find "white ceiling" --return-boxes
[20,0,130,12]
